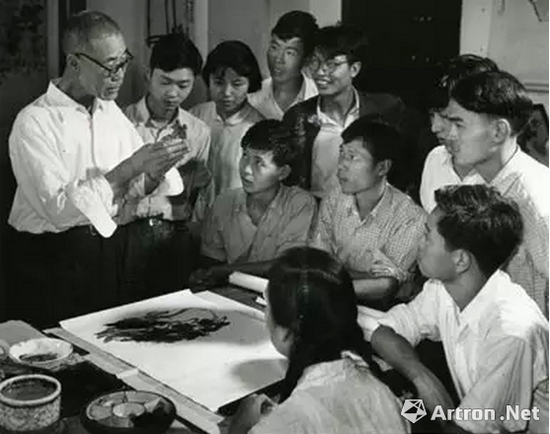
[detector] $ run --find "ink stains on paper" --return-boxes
[96,308,230,343]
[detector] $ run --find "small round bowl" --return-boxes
[82,390,176,434]
[0,374,62,433]
[9,338,73,369]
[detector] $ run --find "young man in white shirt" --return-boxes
[419,54,498,212]
[124,33,212,295]
[248,11,318,120]
[441,70,548,316]
[7,11,188,327]
[371,184,548,434]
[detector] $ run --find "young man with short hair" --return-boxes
[124,33,212,294]
[283,24,404,198]
[419,54,498,212]
[311,117,425,309]
[439,70,548,316]
[190,120,316,290]
[248,11,319,120]
[371,185,548,434]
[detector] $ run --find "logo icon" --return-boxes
[401,399,427,423]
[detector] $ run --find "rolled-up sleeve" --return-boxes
[10,111,117,237]
[376,282,441,346]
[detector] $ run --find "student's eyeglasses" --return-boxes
[74,50,134,79]
[308,56,348,74]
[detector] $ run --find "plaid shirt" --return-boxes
[491,150,549,317]
[311,183,426,282]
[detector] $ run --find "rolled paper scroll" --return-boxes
[228,272,268,295]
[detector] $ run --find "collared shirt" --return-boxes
[420,145,485,212]
[490,149,549,318]
[248,73,318,120]
[190,101,264,197]
[201,185,316,264]
[124,97,211,221]
[377,270,549,433]
[311,183,426,282]
[250,352,410,434]
[8,81,181,237]
[311,89,361,198]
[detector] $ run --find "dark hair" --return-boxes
[272,11,319,58]
[149,33,202,75]
[429,54,499,110]
[202,41,262,93]
[62,10,121,54]
[434,185,523,276]
[341,116,403,165]
[241,119,300,170]
[267,247,384,401]
[314,24,369,64]
[450,70,533,136]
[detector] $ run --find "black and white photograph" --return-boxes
[0,1,548,433]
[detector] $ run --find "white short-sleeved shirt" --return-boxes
[190,101,264,197]
[248,73,318,120]
[377,270,549,433]
[124,97,211,221]
[419,145,484,212]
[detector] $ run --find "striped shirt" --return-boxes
[490,150,549,317]
[311,183,426,282]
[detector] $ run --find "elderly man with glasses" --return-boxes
[6,11,188,327]
[282,24,405,199]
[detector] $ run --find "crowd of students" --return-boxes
[4,8,549,434]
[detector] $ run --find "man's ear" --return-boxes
[144,66,152,82]
[350,61,362,79]
[278,164,291,182]
[67,54,79,71]
[377,160,392,178]
[452,249,471,274]
[493,118,512,143]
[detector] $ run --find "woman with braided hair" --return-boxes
[228,246,409,434]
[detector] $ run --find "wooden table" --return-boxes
[46,286,266,434]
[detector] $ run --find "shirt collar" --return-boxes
[215,101,257,126]
[235,184,286,214]
[132,96,186,129]
[459,270,509,327]
[316,87,361,122]
[46,79,108,112]
[346,182,393,223]
[490,147,527,195]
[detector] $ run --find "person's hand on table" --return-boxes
[188,267,231,292]
[228,393,275,434]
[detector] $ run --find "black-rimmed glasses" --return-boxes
[74,50,134,79]
[308,56,348,74]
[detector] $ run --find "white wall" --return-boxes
[461,0,549,108]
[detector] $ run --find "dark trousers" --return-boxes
[5,219,196,329]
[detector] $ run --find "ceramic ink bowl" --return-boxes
[0,374,61,433]
[9,338,73,369]
[82,390,176,434]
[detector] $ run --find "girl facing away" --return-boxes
[228,247,410,434]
